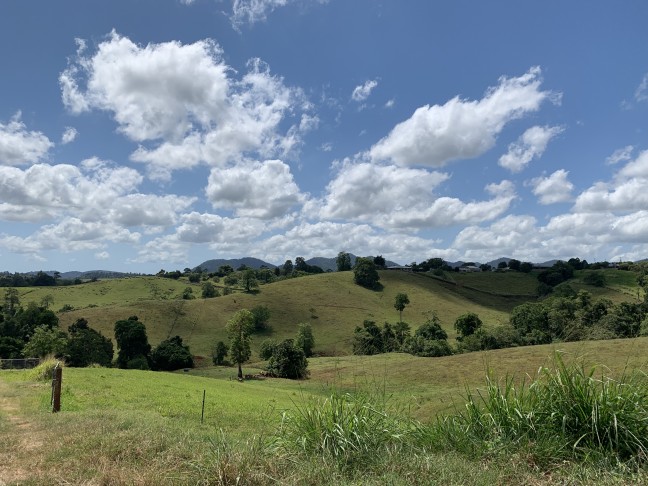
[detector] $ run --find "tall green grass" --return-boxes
[273,390,415,467]
[429,353,648,466]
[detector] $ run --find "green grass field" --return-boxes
[2,338,647,484]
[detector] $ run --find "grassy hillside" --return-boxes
[14,268,643,357]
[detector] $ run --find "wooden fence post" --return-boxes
[51,363,62,413]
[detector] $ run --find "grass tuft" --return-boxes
[273,389,416,468]
[27,356,62,381]
[429,352,648,466]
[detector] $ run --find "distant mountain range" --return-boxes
[195,257,276,272]
[3,257,588,278]
[194,254,401,273]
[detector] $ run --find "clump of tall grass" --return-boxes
[272,390,416,468]
[428,353,648,466]
[27,356,62,381]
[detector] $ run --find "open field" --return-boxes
[1,338,647,484]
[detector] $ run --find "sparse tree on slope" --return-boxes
[394,293,410,323]
[226,309,254,380]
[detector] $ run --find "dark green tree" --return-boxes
[226,309,254,379]
[241,269,259,292]
[282,260,294,276]
[353,258,380,289]
[212,341,229,365]
[250,305,271,332]
[201,281,218,298]
[336,251,352,271]
[259,339,278,360]
[295,323,315,357]
[454,312,483,340]
[265,339,309,379]
[65,318,113,367]
[393,292,410,323]
[352,320,383,355]
[114,316,151,369]
[373,255,386,268]
[151,335,193,371]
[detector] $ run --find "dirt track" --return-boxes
[0,378,45,485]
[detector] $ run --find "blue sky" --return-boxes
[0,0,647,272]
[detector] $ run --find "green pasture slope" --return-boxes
[17,268,642,357]
[1,338,647,484]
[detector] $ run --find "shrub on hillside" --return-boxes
[265,339,309,379]
[151,335,193,371]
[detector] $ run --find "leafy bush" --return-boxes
[151,335,193,371]
[353,258,380,289]
[212,340,229,365]
[295,323,315,357]
[65,319,113,367]
[250,305,271,332]
[265,339,309,379]
[258,339,277,360]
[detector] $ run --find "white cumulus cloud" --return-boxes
[61,32,307,180]
[61,127,78,144]
[499,125,564,173]
[206,159,306,218]
[370,67,555,167]
[0,113,53,166]
[529,169,574,204]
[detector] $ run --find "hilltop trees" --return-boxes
[336,252,352,271]
[353,258,380,289]
[226,309,255,379]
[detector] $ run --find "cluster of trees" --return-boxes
[352,314,452,357]
[0,289,115,366]
[213,309,312,380]
[0,271,86,287]
[113,316,193,371]
[354,284,648,360]
[510,288,648,345]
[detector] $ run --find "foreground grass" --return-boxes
[2,340,648,484]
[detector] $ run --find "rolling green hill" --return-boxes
[14,268,642,357]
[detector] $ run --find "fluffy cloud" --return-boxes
[319,162,449,221]
[0,161,193,231]
[206,159,305,218]
[0,217,140,255]
[0,114,53,166]
[61,127,78,144]
[318,161,515,229]
[574,150,648,212]
[499,125,564,173]
[370,67,555,167]
[61,32,305,180]
[257,221,439,264]
[529,169,574,204]
[351,80,378,102]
